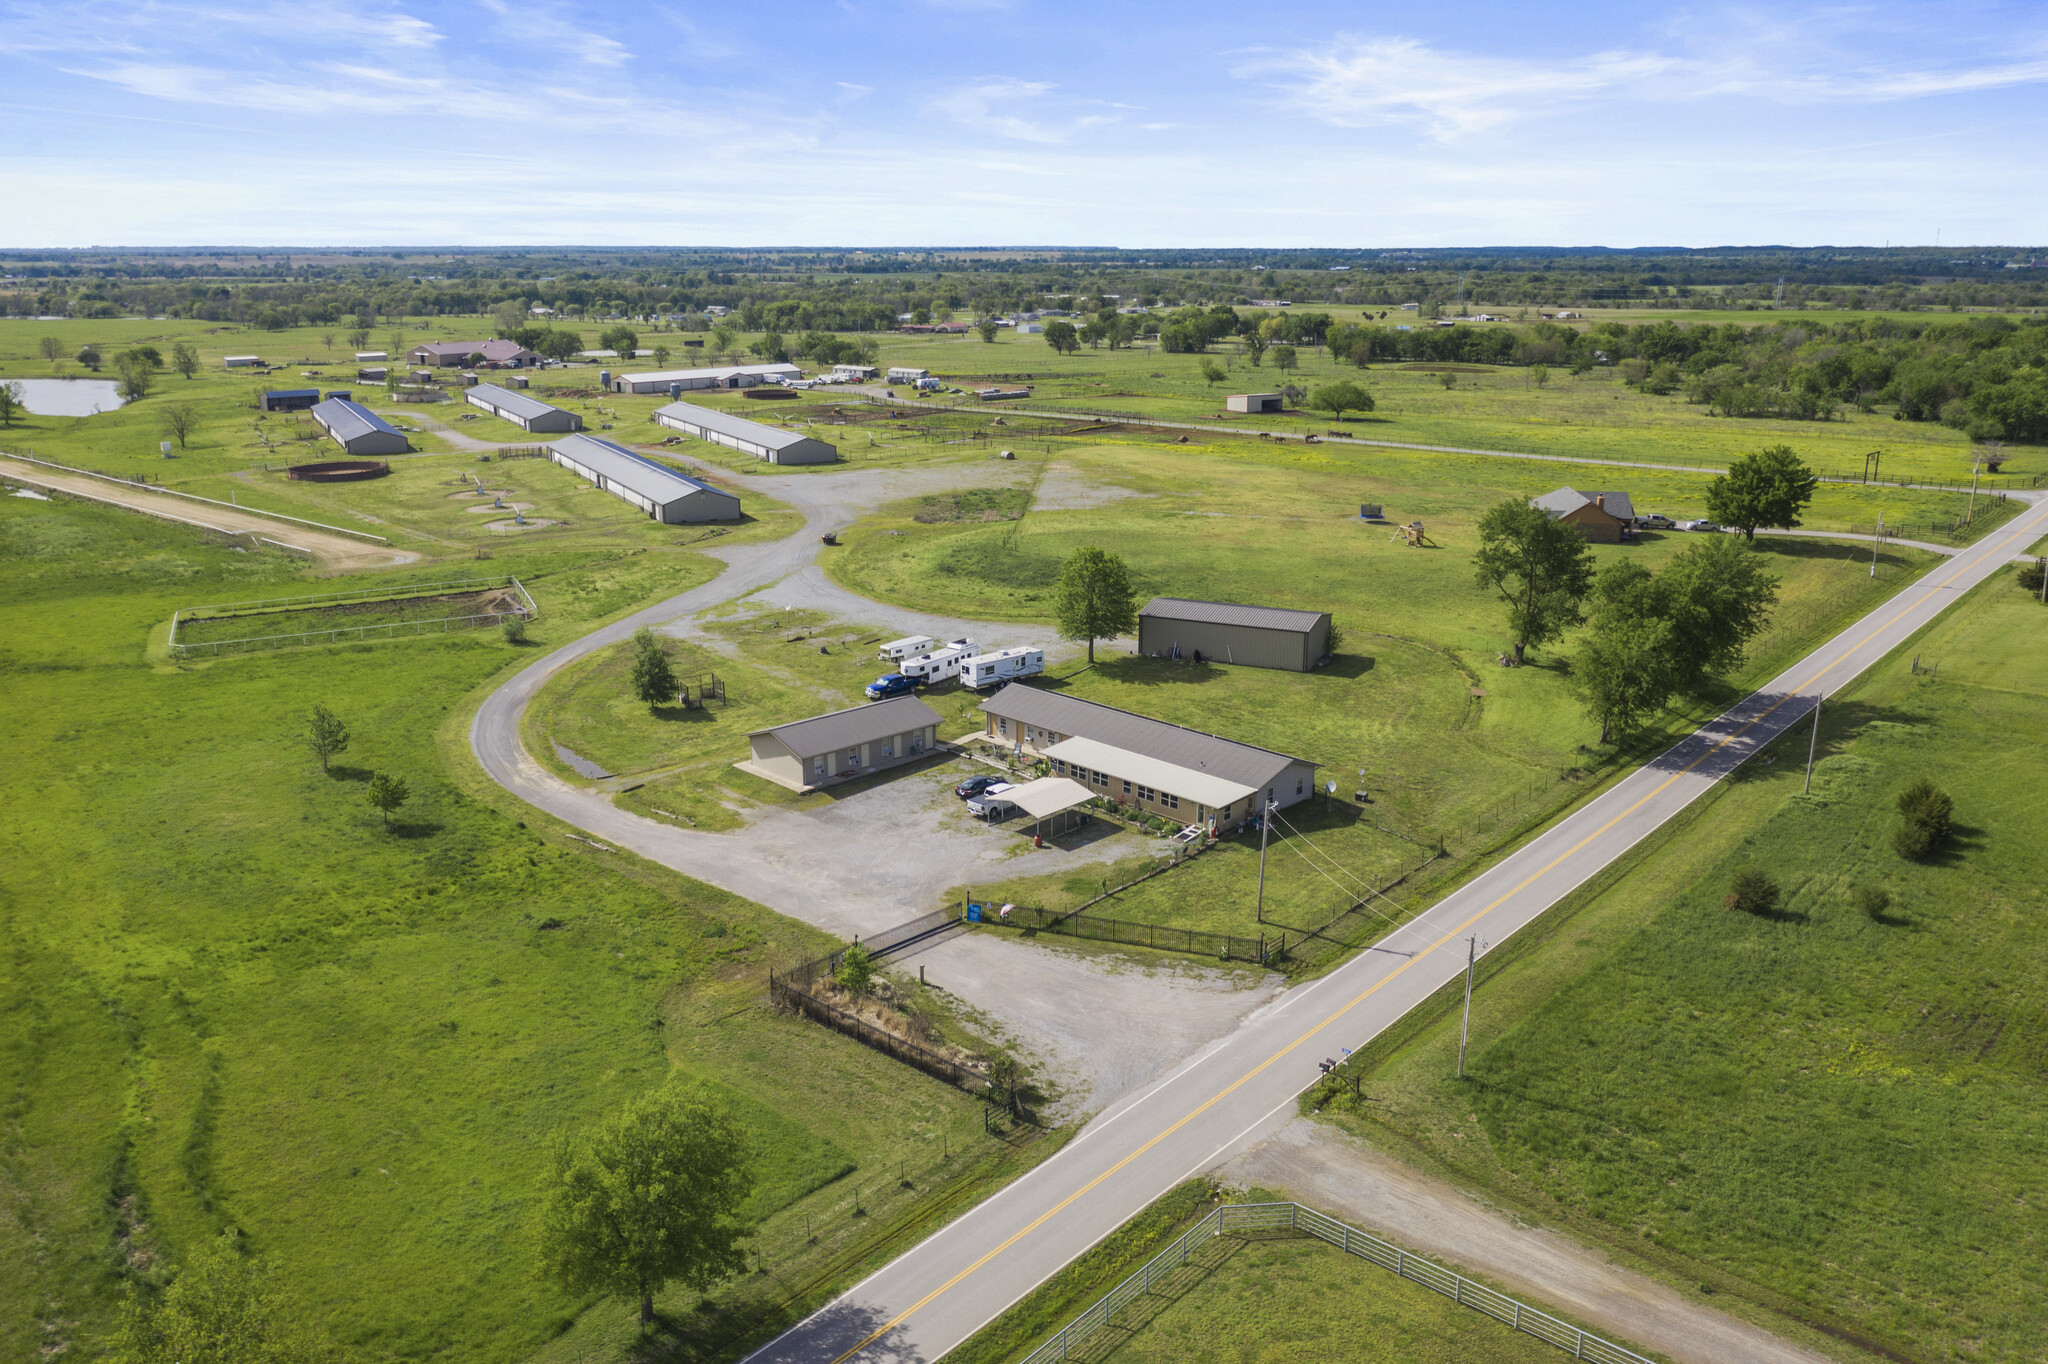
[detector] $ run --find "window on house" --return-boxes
[879,738,894,759]
[1092,769,1108,787]
[998,718,1009,736]
[1052,759,1066,775]
[813,756,826,775]
[1163,793,1180,810]
[845,748,860,768]
[1296,776,1304,795]
[1136,784,1156,802]
[1122,780,1132,795]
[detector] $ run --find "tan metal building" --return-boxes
[740,696,941,792]
[1137,598,1331,672]
[977,688,1316,833]
[1226,393,1283,413]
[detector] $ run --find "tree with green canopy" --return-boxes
[1472,498,1597,665]
[1705,445,1818,541]
[535,1087,755,1327]
[1053,547,1138,665]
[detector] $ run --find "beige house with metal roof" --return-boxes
[978,688,1315,833]
[740,696,941,792]
[1137,598,1332,672]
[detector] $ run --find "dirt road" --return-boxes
[1223,1121,1832,1364]
[0,456,417,573]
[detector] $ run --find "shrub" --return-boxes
[501,616,528,643]
[1893,779,1953,861]
[1723,867,1781,915]
[2017,560,2045,595]
[1854,885,1892,920]
[834,944,875,997]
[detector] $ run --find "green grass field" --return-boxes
[828,439,1942,939]
[1316,569,2048,1363]
[949,1182,1569,1364]
[0,492,1054,1364]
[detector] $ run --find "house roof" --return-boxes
[412,339,535,362]
[979,687,1312,792]
[311,397,401,443]
[750,695,942,759]
[1001,776,1095,820]
[264,388,320,400]
[469,383,566,423]
[548,435,733,508]
[1139,597,1327,634]
[1042,737,1257,810]
[1532,487,1635,523]
[653,400,820,454]
[620,363,800,385]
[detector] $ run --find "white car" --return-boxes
[1678,519,1724,533]
[967,783,1018,819]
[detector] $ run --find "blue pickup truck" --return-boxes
[864,672,919,701]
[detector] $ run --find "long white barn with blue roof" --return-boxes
[546,434,742,523]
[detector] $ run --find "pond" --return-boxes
[1,377,128,417]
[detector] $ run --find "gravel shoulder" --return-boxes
[0,455,418,572]
[1223,1120,1833,1364]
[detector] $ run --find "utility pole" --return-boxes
[1255,798,1274,923]
[1966,454,1981,525]
[1457,936,1476,1079]
[1871,513,1882,579]
[1804,693,1821,795]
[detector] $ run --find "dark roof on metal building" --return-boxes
[264,388,320,399]
[1139,597,1328,634]
[979,688,1313,789]
[311,397,401,442]
[751,695,942,759]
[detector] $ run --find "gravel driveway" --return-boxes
[472,450,1282,1118]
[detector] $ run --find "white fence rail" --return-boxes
[1015,1201,1657,1364]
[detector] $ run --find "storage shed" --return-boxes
[1226,393,1283,414]
[652,401,838,466]
[740,695,942,792]
[259,388,321,413]
[310,398,411,456]
[610,363,800,395]
[1138,598,1331,672]
[468,383,582,433]
[546,434,741,523]
[1531,487,1634,544]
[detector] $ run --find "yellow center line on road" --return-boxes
[824,515,2038,1364]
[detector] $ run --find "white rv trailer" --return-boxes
[964,647,1045,690]
[900,640,978,684]
[878,634,938,662]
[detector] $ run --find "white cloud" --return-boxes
[929,77,1116,143]
[1241,37,1676,139]
[1244,31,2048,141]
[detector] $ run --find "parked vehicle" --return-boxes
[864,672,919,701]
[901,639,978,685]
[1678,519,1723,533]
[955,774,1002,799]
[1635,513,1676,530]
[915,377,943,392]
[878,634,938,662]
[967,783,1019,819]
[963,646,1046,690]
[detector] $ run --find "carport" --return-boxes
[1002,776,1095,841]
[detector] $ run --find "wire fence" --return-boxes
[1016,1202,1656,1364]
[168,576,535,657]
[768,907,990,1097]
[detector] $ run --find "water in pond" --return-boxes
[2,378,127,416]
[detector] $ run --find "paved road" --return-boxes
[744,494,2048,1364]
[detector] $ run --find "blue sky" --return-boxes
[2,0,2043,247]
